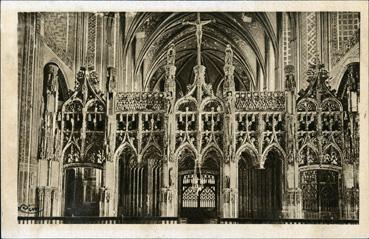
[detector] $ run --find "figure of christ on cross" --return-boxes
[182,12,215,65]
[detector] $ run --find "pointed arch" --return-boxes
[322,143,343,166]
[262,143,286,164]
[175,97,198,112]
[202,143,224,159]
[200,97,224,112]
[62,141,81,157]
[142,144,162,167]
[298,143,320,166]
[202,144,223,170]
[236,143,258,164]
[175,142,197,160]
[297,98,318,112]
[114,142,137,161]
[62,97,83,112]
[321,98,343,112]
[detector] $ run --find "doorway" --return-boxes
[238,149,282,219]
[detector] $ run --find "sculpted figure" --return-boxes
[182,15,215,52]
[224,44,234,66]
[167,43,176,66]
[47,65,59,94]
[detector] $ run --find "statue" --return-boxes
[89,69,100,93]
[226,144,234,163]
[182,13,215,65]
[165,92,174,114]
[203,83,213,96]
[224,44,233,66]
[166,43,176,66]
[169,167,174,186]
[107,67,117,93]
[225,91,233,114]
[76,67,86,91]
[224,175,230,188]
[47,65,59,94]
[284,65,296,91]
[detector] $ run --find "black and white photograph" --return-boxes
[2,1,369,238]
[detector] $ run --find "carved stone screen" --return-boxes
[17,11,360,224]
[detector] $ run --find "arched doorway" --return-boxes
[238,148,282,219]
[143,146,162,217]
[64,167,102,216]
[178,148,220,222]
[117,147,148,217]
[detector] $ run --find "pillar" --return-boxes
[101,67,117,216]
[267,39,276,91]
[135,32,146,92]
[319,12,330,70]
[161,44,177,217]
[222,45,237,218]
[257,63,264,92]
[37,64,63,216]
[284,64,302,219]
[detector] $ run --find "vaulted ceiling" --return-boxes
[123,12,278,96]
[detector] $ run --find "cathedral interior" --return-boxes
[17,12,360,224]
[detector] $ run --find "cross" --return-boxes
[182,13,215,66]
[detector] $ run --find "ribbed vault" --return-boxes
[124,12,278,95]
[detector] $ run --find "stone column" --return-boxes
[105,67,117,216]
[284,65,302,218]
[257,63,265,92]
[36,186,57,216]
[267,39,276,91]
[222,45,237,218]
[319,13,330,70]
[161,44,177,217]
[99,187,112,216]
[37,64,62,216]
[94,13,104,92]
[135,32,146,92]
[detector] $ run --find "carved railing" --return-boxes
[235,91,286,112]
[115,92,169,112]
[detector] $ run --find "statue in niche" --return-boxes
[225,91,233,114]
[47,65,59,94]
[166,43,176,66]
[73,152,79,162]
[224,175,230,188]
[76,67,86,91]
[224,44,234,66]
[226,144,234,163]
[223,189,231,203]
[165,92,174,114]
[284,65,296,91]
[169,167,174,186]
[107,67,117,93]
[88,68,100,93]
[66,153,73,163]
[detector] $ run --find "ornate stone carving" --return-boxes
[107,66,117,93]
[235,92,286,112]
[224,44,234,66]
[166,43,176,66]
[115,92,167,112]
[284,65,296,91]
[47,64,59,94]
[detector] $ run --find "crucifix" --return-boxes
[182,13,215,66]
